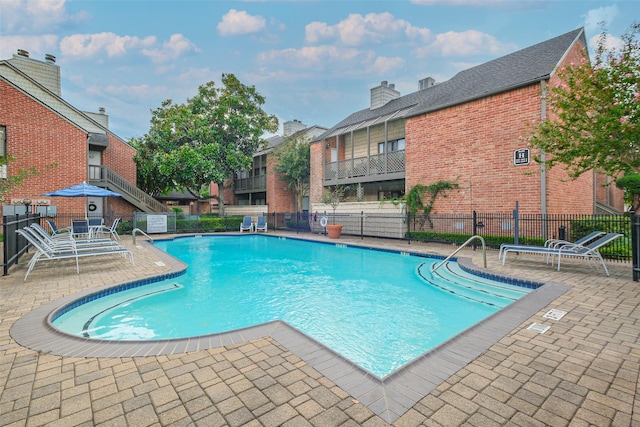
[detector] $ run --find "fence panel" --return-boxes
[2,213,41,275]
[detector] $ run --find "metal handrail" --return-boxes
[132,228,154,245]
[432,235,487,272]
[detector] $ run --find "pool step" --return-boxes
[417,261,532,308]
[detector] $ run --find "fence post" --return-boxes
[360,210,364,240]
[632,213,640,281]
[513,201,519,245]
[409,211,413,245]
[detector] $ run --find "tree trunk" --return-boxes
[217,182,225,216]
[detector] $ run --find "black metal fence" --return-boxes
[406,211,631,261]
[2,214,41,275]
[3,210,635,277]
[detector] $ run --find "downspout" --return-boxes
[540,80,547,218]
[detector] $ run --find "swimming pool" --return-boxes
[52,235,534,377]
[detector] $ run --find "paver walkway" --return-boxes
[0,232,638,426]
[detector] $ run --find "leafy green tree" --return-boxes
[133,74,278,215]
[272,135,310,213]
[526,24,640,207]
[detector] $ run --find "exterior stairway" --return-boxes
[88,165,171,213]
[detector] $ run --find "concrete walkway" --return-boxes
[0,232,638,426]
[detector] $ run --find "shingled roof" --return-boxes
[317,27,586,141]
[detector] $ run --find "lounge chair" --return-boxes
[240,216,253,232]
[501,232,623,276]
[28,224,119,249]
[94,218,121,240]
[16,228,134,281]
[498,230,605,261]
[255,216,267,233]
[45,219,71,237]
[72,220,91,239]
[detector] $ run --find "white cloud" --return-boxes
[87,84,165,99]
[371,56,406,75]
[257,45,405,80]
[413,30,516,57]
[588,33,623,54]
[306,12,432,46]
[142,34,200,64]
[60,33,156,58]
[175,67,217,84]
[217,9,266,36]
[583,5,618,33]
[259,45,365,69]
[0,35,58,59]
[1,0,89,32]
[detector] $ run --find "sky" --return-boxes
[0,0,638,141]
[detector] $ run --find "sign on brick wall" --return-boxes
[513,148,530,166]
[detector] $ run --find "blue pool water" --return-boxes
[52,235,533,377]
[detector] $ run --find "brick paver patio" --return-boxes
[1,232,638,426]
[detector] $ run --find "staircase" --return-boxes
[595,201,622,215]
[88,165,170,213]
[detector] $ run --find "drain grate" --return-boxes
[527,322,550,334]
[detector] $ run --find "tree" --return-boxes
[0,155,52,204]
[272,135,310,213]
[133,74,278,215]
[526,24,640,207]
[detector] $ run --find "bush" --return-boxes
[175,216,243,232]
[407,231,544,249]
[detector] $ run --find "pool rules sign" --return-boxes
[514,148,530,166]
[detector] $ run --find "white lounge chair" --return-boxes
[16,228,134,281]
[501,232,623,276]
[45,219,71,237]
[29,224,119,249]
[240,216,253,232]
[94,218,121,240]
[498,230,605,261]
[255,216,267,233]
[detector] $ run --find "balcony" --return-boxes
[234,175,266,193]
[324,150,405,185]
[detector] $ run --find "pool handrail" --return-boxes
[132,228,154,245]
[432,235,487,272]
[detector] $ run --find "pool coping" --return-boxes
[9,235,571,424]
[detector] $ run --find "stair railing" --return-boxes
[432,235,487,273]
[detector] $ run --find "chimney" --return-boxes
[45,54,56,64]
[283,119,306,137]
[17,49,29,57]
[419,77,435,90]
[99,107,106,114]
[370,80,400,110]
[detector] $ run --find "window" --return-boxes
[378,138,405,154]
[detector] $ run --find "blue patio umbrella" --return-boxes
[43,181,121,217]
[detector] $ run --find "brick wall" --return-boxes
[103,133,137,183]
[266,155,295,213]
[405,85,549,214]
[1,80,141,216]
[309,141,325,204]
[404,39,599,215]
[1,80,87,214]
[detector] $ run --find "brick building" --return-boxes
[310,27,624,217]
[214,120,327,214]
[0,50,165,218]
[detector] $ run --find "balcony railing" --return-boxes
[234,175,267,192]
[324,150,405,182]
